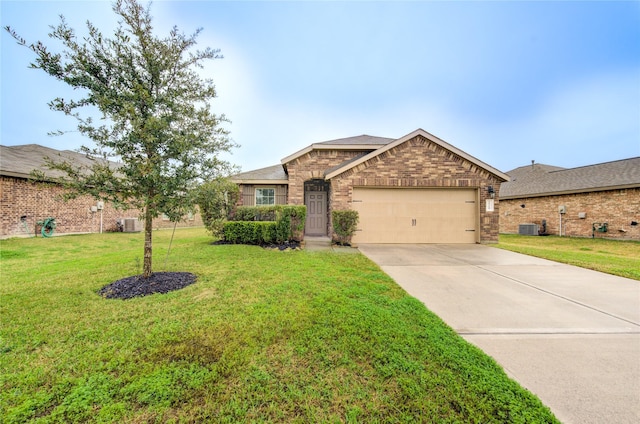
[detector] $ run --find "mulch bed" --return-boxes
[98,272,197,300]
[211,240,301,251]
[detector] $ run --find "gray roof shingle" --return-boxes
[231,164,287,182]
[0,144,118,180]
[317,134,394,146]
[500,157,640,199]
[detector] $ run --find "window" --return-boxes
[255,188,275,205]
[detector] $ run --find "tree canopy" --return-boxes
[5,0,237,277]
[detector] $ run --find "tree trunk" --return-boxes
[143,204,153,278]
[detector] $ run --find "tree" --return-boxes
[5,0,237,278]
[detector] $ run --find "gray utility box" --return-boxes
[518,223,539,236]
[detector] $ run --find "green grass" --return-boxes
[497,234,640,280]
[1,228,557,423]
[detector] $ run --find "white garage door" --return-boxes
[351,188,478,244]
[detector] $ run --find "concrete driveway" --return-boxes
[357,244,640,424]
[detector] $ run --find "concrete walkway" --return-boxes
[357,244,640,424]
[304,236,359,253]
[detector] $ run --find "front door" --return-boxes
[305,192,327,236]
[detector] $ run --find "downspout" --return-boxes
[559,212,562,237]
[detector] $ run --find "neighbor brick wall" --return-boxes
[329,135,503,243]
[0,176,203,238]
[500,188,640,240]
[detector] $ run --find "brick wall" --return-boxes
[329,135,503,242]
[1,176,203,238]
[500,188,640,240]
[285,150,371,205]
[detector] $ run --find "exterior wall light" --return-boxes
[487,186,495,199]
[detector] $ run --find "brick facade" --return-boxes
[1,176,203,238]
[500,188,640,240]
[235,131,506,243]
[285,149,371,205]
[328,135,503,242]
[269,135,503,242]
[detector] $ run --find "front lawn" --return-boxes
[497,234,640,280]
[1,228,557,423]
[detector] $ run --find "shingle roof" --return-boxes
[0,144,117,180]
[235,129,511,183]
[230,164,287,183]
[317,134,394,146]
[500,157,640,199]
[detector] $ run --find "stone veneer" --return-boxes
[500,188,640,240]
[1,176,203,238]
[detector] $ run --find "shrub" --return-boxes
[231,205,306,242]
[233,206,276,222]
[222,221,277,244]
[332,210,359,245]
[195,179,239,237]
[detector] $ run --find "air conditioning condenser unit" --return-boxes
[123,218,142,233]
[518,223,539,236]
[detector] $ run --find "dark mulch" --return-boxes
[98,272,197,300]
[211,240,301,251]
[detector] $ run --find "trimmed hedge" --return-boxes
[222,221,277,244]
[223,205,307,245]
[234,206,276,222]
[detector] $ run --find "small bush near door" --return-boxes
[332,210,359,245]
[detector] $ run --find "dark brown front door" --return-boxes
[305,192,327,235]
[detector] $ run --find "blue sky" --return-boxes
[2,0,639,173]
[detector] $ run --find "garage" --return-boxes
[351,188,478,244]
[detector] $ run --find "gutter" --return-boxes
[500,184,640,200]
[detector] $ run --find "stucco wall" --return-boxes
[1,176,202,238]
[500,187,640,240]
[329,135,503,243]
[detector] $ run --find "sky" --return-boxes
[1,0,639,174]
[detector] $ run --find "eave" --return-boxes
[229,178,289,185]
[500,183,640,200]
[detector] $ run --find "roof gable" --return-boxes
[324,128,510,181]
[281,134,393,165]
[500,157,640,198]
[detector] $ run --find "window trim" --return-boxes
[255,187,276,205]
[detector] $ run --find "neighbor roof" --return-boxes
[0,144,117,180]
[500,157,640,199]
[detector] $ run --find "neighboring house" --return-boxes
[499,158,640,240]
[232,128,509,244]
[0,144,202,238]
